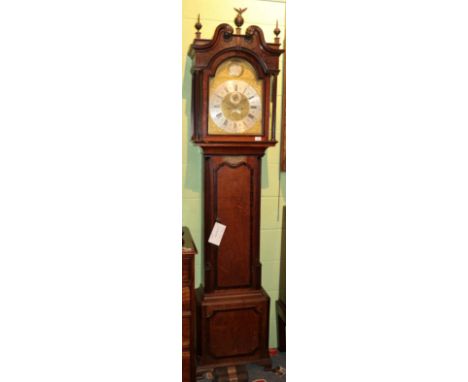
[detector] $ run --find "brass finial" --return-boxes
[195,14,202,39]
[234,7,247,33]
[274,20,281,43]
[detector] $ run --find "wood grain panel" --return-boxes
[182,286,190,311]
[215,162,253,288]
[182,316,190,349]
[182,351,191,382]
[182,257,191,284]
[208,308,261,358]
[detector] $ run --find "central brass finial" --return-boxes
[234,7,247,33]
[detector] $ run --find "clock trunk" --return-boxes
[203,155,261,292]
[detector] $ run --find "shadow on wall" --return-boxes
[183,51,204,287]
[183,55,202,195]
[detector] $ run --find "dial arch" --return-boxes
[207,58,264,135]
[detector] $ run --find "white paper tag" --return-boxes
[255,136,262,141]
[208,222,227,246]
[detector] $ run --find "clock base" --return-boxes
[195,287,271,371]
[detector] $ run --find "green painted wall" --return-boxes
[182,0,286,347]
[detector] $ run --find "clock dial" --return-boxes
[209,80,262,133]
[208,58,263,135]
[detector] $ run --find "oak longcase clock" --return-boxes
[188,9,284,372]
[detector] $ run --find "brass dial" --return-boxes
[209,80,261,133]
[208,58,263,135]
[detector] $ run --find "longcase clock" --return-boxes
[188,9,284,372]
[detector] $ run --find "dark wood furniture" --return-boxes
[182,227,197,382]
[189,10,284,372]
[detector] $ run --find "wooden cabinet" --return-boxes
[182,227,197,382]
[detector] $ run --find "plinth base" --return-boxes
[196,287,271,372]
